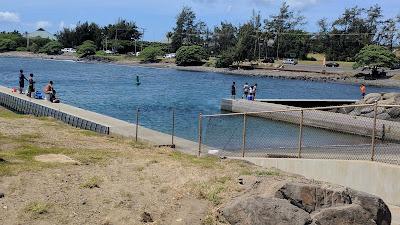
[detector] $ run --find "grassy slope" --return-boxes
[0,107,283,224]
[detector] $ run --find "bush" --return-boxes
[0,39,17,52]
[140,46,164,62]
[16,47,27,51]
[39,41,62,55]
[215,49,235,68]
[176,45,208,66]
[28,43,39,53]
[77,40,96,57]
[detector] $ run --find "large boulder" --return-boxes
[348,190,392,225]
[218,196,311,225]
[376,113,391,120]
[364,93,382,104]
[274,183,351,213]
[387,107,400,118]
[310,205,376,225]
[382,93,400,100]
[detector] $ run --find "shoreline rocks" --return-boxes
[336,92,400,122]
[218,182,391,225]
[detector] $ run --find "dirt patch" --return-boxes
[34,154,79,164]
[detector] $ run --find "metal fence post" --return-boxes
[371,102,378,161]
[198,113,202,157]
[242,113,247,158]
[171,109,175,148]
[135,107,139,142]
[297,110,304,158]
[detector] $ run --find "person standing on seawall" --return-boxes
[360,84,366,99]
[243,83,249,99]
[253,83,258,100]
[231,82,236,99]
[18,69,28,94]
[27,73,35,98]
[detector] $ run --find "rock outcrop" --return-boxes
[218,182,391,225]
[335,92,400,121]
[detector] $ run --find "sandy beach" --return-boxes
[2,51,400,87]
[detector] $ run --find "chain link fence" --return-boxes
[198,103,400,165]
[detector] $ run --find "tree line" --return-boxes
[0,1,399,67]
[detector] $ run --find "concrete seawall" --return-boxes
[237,157,400,207]
[0,85,198,154]
[221,99,400,141]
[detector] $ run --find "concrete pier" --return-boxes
[0,85,198,154]
[221,99,400,141]
[256,99,358,107]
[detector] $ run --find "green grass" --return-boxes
[169,151,220,169]
[25,201,50,216]
[0,109,25,119]
[195,176,232,206]
[80,176,103,189]
[0,144,115,176]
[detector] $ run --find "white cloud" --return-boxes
[36,20,52,29]
[286,0,319,8]
[0,11,20,23]
[59,21,66,30]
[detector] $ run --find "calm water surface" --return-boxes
[1,57,399,149]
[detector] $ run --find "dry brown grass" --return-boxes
[0,107,284,225]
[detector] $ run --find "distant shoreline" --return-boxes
[2,51,400,88]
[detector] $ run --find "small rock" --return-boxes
[377,113,391,120]
[0,192,4,198]
[141,212,153,223]
[361,106,374,114]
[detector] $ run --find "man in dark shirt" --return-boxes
[231,82,236,99]
[19,69,27,94]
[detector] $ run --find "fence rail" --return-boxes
[198,102,400,165]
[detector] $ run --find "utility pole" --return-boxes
[276,33,280,59]
[25,32,29,48]
[140,27,146,52]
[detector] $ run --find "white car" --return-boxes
[283,58,298,65]
[61,48,76,53]
[164,53,176,59]
[105,50,114,54]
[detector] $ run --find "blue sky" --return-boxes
[0,0,399,41]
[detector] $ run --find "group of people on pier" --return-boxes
[18,70,59,103]
[231,82,257,100]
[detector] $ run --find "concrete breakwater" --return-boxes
[0,85,198,154]
[221,99,400,141]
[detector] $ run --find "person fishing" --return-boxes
[27,73,35,98]
[18,69,28,94]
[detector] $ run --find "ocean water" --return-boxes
[1,57,399,149]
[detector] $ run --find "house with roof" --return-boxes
[27,28,56,40]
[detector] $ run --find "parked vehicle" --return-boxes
[325,62,340,67]
[61,48,76,53]
[105,50,114,54]
[262,57,275,63]
[164,53,176,59]
[282,58,297,65]
[390,63,400,70]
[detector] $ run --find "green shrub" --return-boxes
[140,46,164,63]
[353,45,398,69]
[77,40,96,57]
[215,49,235,68]
[28,43,39,53]
[39,41,62,55]
[16,47,27,51]
[176,45,208,66]
[0,39,17,52]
